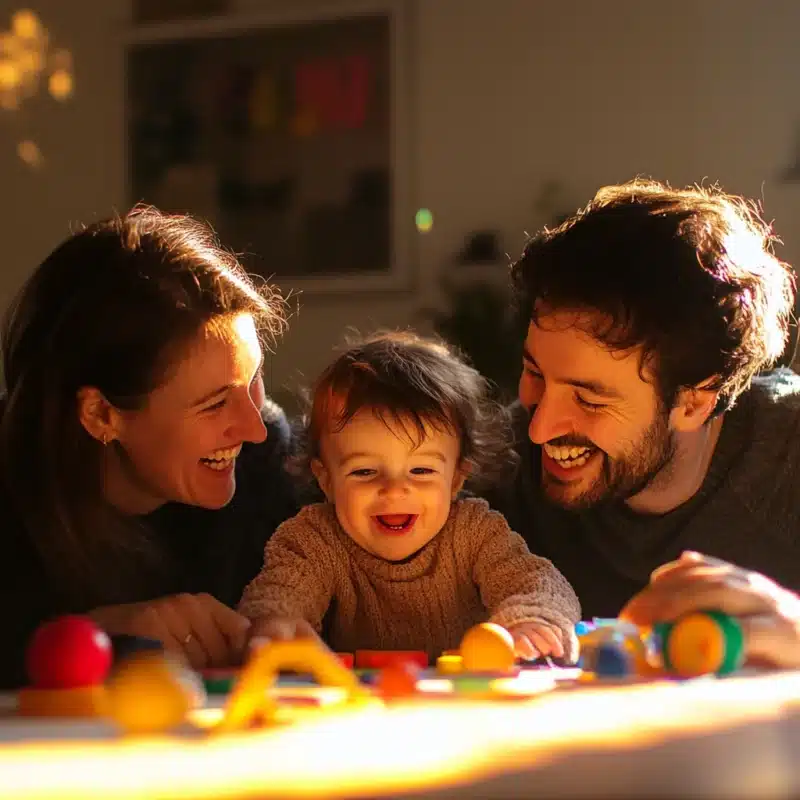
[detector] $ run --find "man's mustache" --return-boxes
[545,436,596,449]
[526,408,596,450]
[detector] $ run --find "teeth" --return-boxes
[544,444,591,466]
[201,445,242,469]
[562,454,589,469]
[376,514,416,531]
[204,460,231,471]
[205,446,241,461]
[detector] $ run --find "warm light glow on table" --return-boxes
[0,671,797,798]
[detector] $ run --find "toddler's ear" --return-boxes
[451,461,469,498]
[310,458,334,500]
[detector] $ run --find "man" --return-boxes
[486,179,800,645]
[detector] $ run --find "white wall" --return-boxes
[1,0,799,401]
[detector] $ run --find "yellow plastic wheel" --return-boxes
[665,613,726,677]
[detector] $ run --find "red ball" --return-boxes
[26,615,112,689]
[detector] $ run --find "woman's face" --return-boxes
[105,313,268,514]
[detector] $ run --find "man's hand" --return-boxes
[621,551,800,669]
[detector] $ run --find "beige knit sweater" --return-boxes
[238,498,581,661]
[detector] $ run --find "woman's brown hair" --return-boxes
[0,206,284,607]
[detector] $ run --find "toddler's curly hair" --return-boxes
[297,330,518,490]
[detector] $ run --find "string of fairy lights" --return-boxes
[0,8,74,167]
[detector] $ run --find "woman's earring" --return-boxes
[101,433,108,446]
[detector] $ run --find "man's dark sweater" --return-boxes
[484,369,800,619]
[0,400,299,690]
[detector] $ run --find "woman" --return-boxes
[0,207,299,688]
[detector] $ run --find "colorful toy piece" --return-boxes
[106,652,195,735]
[377,660,420,699]
[655,610,744,678]
[19,615,113,718]
[201,667,239,696]
[459,622,516,673]
[577,619,660,678]
[336,653,355,669]
[450,674,497,695]
[218,639,369,732]
[592,642,632,678]
[109,634,165,665]
[436,654,464,674]
[355,651,428,670]
[26,615,112,689]
[17,685,109,718]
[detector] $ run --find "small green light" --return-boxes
[415,208,434,232]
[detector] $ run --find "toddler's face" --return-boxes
[312,410,465,561]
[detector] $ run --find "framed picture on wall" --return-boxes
[124,0,414,294]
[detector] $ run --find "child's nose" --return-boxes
[380,476,410,497]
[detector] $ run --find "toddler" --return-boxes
[239,332,581,661]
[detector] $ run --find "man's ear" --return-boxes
[669,379,720,433]
[310,458,334,501]
[76,386,121,445]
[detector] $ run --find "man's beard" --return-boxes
[538,409,677,510]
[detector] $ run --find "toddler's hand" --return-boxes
[247,617,321,652]
[506,619,565,660]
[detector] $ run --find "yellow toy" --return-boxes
[458,623,517,672]
[217,638,369,732]
[106,652,196,735]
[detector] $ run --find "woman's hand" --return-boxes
[89,593,251,670]
[621,551,800,669]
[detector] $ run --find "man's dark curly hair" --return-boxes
[511,178,796,412]
[298,330,517,490]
